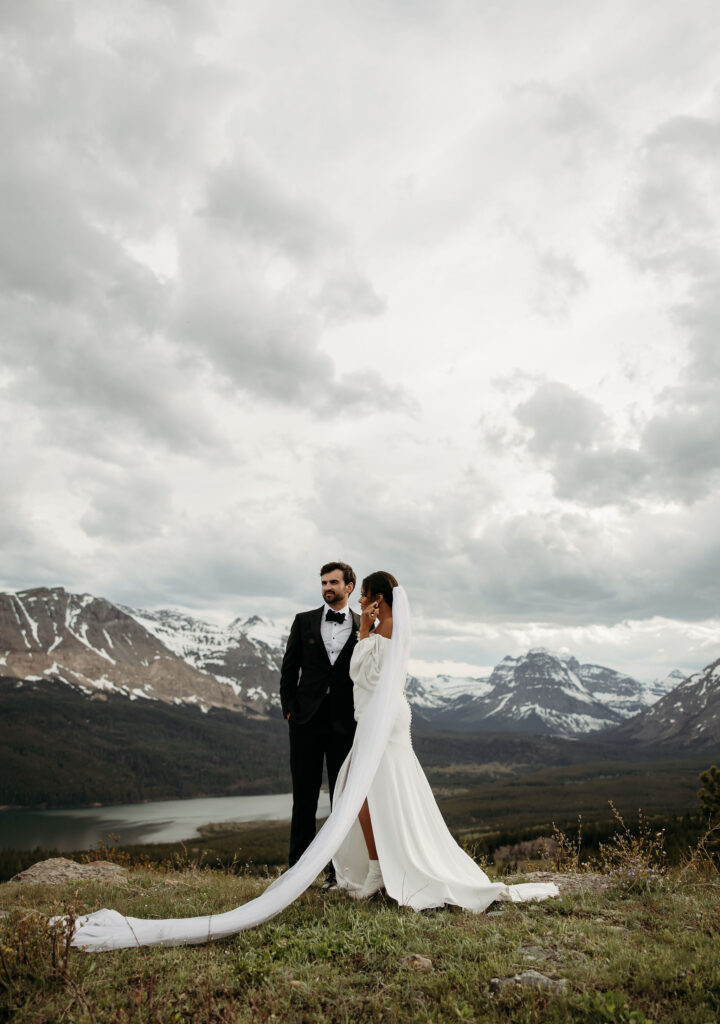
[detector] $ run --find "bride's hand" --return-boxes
[358,599,379,638]
[361,600,378,621]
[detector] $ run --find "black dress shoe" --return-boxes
[320,877,338,892]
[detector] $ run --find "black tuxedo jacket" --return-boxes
[279,606,361,727]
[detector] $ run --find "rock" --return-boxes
[7,858,129,885]
[520,945,550,961]
[490,970,568,994]
[401,954,433,971]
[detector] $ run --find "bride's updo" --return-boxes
[362,571,399,608]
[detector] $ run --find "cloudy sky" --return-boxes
[2,0,719,681]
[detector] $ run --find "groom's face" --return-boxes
[321,571,353,608]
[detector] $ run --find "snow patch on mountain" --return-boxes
[126,606,289,712]
[405,674,493,710]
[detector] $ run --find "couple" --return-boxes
[63,567,558,950]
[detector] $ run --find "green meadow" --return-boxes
[2,855,719,1023]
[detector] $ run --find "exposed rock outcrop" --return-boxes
[8,857,129,885]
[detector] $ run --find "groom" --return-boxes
[280,561,360,889]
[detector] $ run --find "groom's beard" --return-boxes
[323,590,346,607]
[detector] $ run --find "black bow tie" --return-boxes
[326,609,346,624]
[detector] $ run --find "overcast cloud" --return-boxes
[2,0,720,681]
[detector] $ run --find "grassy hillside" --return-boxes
[2,856,719,1023]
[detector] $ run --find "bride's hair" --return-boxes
[361,570,399,608]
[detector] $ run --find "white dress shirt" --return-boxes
[320,602,353,665]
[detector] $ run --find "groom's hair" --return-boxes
[362,571,399,608]
[319,561,356,588]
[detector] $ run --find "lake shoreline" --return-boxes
[0,791,331,853]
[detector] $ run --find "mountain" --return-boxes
[412,648,621,735]
[571,656,670,718]
[126,607,287,714]
[0,587,259,714]
[651,669,688,701]
[612,656,720,748]
[408,649,678,737]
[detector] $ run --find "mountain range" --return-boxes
[0,586,713,744]
[407,650,682,735]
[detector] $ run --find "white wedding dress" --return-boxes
[60,587,557,951]
[333,633,558,911]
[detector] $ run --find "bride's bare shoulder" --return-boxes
[374,619,393,639]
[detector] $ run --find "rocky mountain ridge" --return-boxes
[612,656,720,747]
[0,586,696,738]
[0,587,256,714]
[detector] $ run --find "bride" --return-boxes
[62,576,558,951]
[334,571,558,910]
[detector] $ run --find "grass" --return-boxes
[2,851,720,1023]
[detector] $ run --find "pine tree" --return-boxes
[698,765,720,821]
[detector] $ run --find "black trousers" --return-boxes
[288,694,355,868]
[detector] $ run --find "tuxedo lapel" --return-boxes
[310,607,330,664]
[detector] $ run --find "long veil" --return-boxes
[62,587,412,951]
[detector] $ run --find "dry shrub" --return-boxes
[596,802,666,892]
[492,836,559,868]
[77,835,205,874]
[551,815,584,871]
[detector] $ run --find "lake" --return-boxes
[0,792,331,852]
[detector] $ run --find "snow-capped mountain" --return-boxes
[127,607,288,713]
[407,649,681,737]
[649,669,687,702]
[0,587,260,714]
[612,656,720,747]
[411,648,620,735]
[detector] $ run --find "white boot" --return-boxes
[350,859,384,899]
